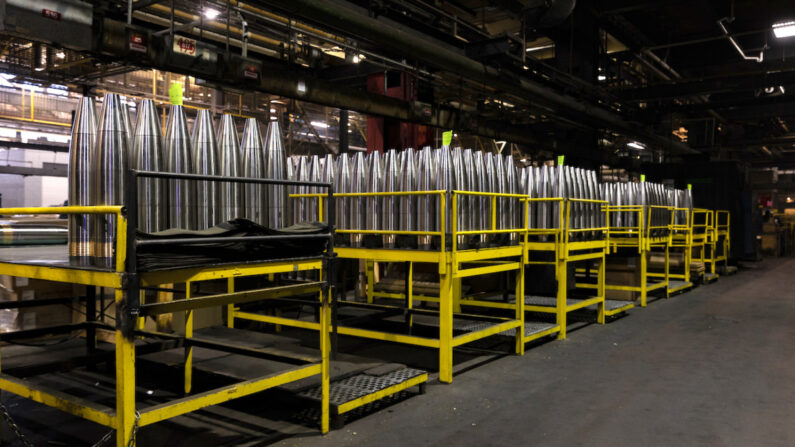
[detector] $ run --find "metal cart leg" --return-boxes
[664,245,670,299]
[640,254,648,307]
[404,261,414,330]
[116,289,137,447]
[226,278,235,328]
[184,281,193,395]
[453,277,462,313]
[515,261,525,355]
[366,260,375,304]
[597,256,606,324]
[319,288,331,434]
[556,259,567,340]
[439,263,454,384]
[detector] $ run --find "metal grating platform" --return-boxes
[298,367,426,408]
[604,299,633,311]
[524,295,577,307]
[704,273,719,283]
[523,322,559,337]
[668,280,692,292]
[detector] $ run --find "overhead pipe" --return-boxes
[717,17,765,63]
[257,0,697,154]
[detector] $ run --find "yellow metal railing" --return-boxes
[691,208,711,246]
[292,190,532,253]
[0,206,128,272]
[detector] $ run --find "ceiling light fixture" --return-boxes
[627,141,646,150]
[203,9,220,20]
[525,43,554,52]
[773,21,795,38]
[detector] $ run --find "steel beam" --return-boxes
[249,0,697,154]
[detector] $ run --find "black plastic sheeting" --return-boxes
[135,219,328,271]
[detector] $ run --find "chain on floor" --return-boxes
[0,403,139,447]
[0,402,34,447]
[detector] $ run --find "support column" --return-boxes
[319,288,330,433]
[116,289,136,447]
[226,278,235,328]
[640,253,648,307]
[338,109,349,153]
[597,255,606,324]
[365,260,375,304]
[556,258,567,340]
[405,261,414,329]
[514,261,525,355]
[452,277,463,313]
[184,281,193,394]
[665,244,670,298]
[438,261,454,383]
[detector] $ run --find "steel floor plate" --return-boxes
[604,299,633,311]
[705,273,719,282]
[298,367,426,407]
[668,280,692,292]
[523,322,559,337]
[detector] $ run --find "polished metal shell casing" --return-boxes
[216,114,243,223]
[67,96,97,263]
[131,99,167,233]
[92,93,129,268]
[192,109,220,230]
[164,104,196,230]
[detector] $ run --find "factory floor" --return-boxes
[2,258,793,446]
[281,257,795,447]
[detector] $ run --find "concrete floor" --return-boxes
[280,257,795,447]
[2,258,793,446]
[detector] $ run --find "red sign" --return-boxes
[41,9,62,21]
[173,36,197,56]
[243,65,259,79]
[129,34,147,53]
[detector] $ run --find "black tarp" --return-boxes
[135,219,328,271]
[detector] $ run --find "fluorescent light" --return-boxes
[598,74,607,81]
[525,43,554,52]
[55,51,65,59]
[270,108,276,113]
[203,9,220,20]
[352,54,360,64]
[296,80,307,95]
[627,141,646,150]
[773,21,795,38]
[311,121,328,128]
